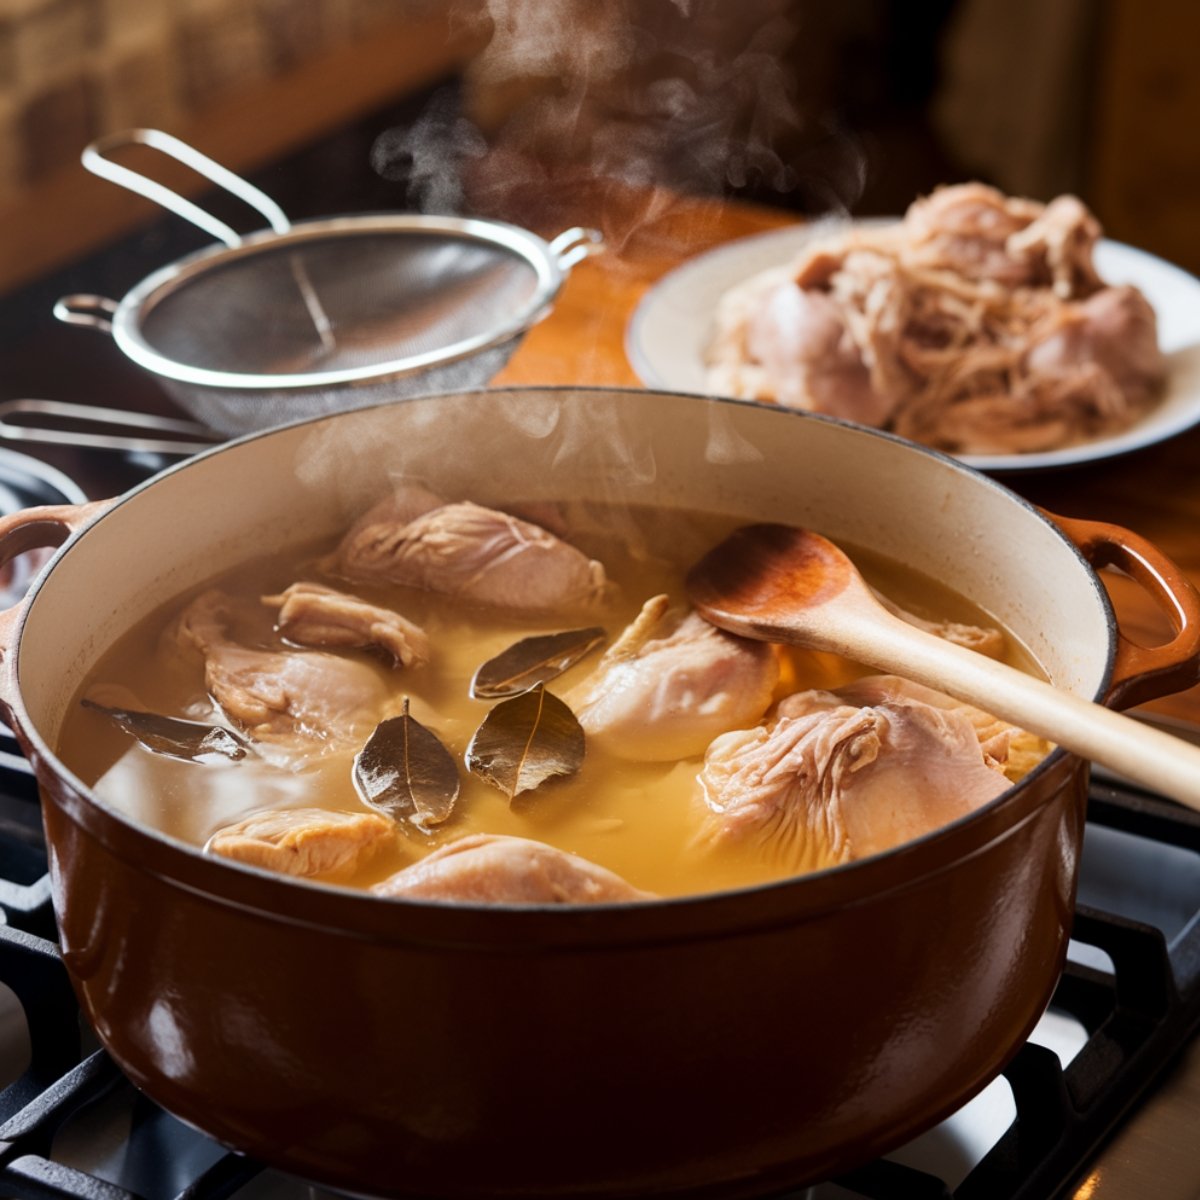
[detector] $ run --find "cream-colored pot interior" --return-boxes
[16,388,1113,754]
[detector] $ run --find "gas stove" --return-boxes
[0,747,1196,1200]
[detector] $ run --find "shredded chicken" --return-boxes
[698,674,1014,871]
[372,834,652,903]
[325,498,608,613]
[568,596,780,760]
[207,807,394,877]
[263,581,430,667]
[707,183,1165,455]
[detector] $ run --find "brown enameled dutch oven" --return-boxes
[0,388,1197,1199]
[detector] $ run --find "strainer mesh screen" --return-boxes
[138,232,542,376]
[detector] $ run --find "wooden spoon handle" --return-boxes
[834,607,1200,810]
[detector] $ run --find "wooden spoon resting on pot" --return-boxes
[686,523,1200,811]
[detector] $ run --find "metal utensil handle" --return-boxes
[0,399,222,457]
[83,128,292,248]
[52,294,118,333]
[549,227,605,271]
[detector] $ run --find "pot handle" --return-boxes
[0,500,115,715]
[1051,510,1200,709]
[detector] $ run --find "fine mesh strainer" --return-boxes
[54,130,603,437]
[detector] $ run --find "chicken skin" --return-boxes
[698,675,1012,871]
[263,581,431,667]
[325,497,608,613]
[569,596,780,761]
[372,834,651,904]
[207,807,393,878]
[177,590,389,745]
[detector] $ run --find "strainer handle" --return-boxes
[52,294,118,333]
[82,129,292,248]
[0,400,221,457]
[549,227,605,271]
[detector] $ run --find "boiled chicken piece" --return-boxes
[372,834,652,904]
[744,283,894,425]
[875,593,1006,659]
[1024,286,1164,408]
[568,595,780,761]
[263,581,430,667]
[777,675,1018,765]
[809,674,1052,782]
[698,677,1011,871]
[343,481,445,533]
[207,807,394,877]
[325,498,608,613]
[177,590,389,744]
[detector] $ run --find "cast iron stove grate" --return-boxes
[0,761,1195,1200]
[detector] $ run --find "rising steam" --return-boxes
[370,87,488,213]
[356,3,865,511]
[370,0,868,222]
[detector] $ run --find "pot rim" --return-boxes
[13,387,1113,937]
[108,216,589,391]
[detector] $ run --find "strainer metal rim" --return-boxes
[108,214,577,391]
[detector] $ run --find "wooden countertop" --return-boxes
[494,189,1200,727]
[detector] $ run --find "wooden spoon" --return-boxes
[686,523,1200,810]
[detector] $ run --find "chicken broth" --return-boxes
[58,501,1048,900]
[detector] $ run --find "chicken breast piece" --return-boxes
[263,581,431,667]
[207,807,393,877]
[372,834,652,904]
[744,283,894,426]
[874,593,1006,659]
[326,499,608,613]
[177,590,389,744]
[820,675,1051,782]
[698,679,1011,872]
[778,675,1018,765]
[340,482,445,536]
[569,596,780,761]
[1024,286,1164,407]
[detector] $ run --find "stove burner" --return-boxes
[0,449,86,512]
[0,770,1195,1200]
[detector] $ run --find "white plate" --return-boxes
[625,221,1200,473]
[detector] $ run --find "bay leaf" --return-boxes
[466,683,585,800]
[471,626,606,699]
[354,699,459,831]
[82,699,250,763]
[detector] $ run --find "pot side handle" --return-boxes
[1050,510,1200,710]
[0,500,116,714]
